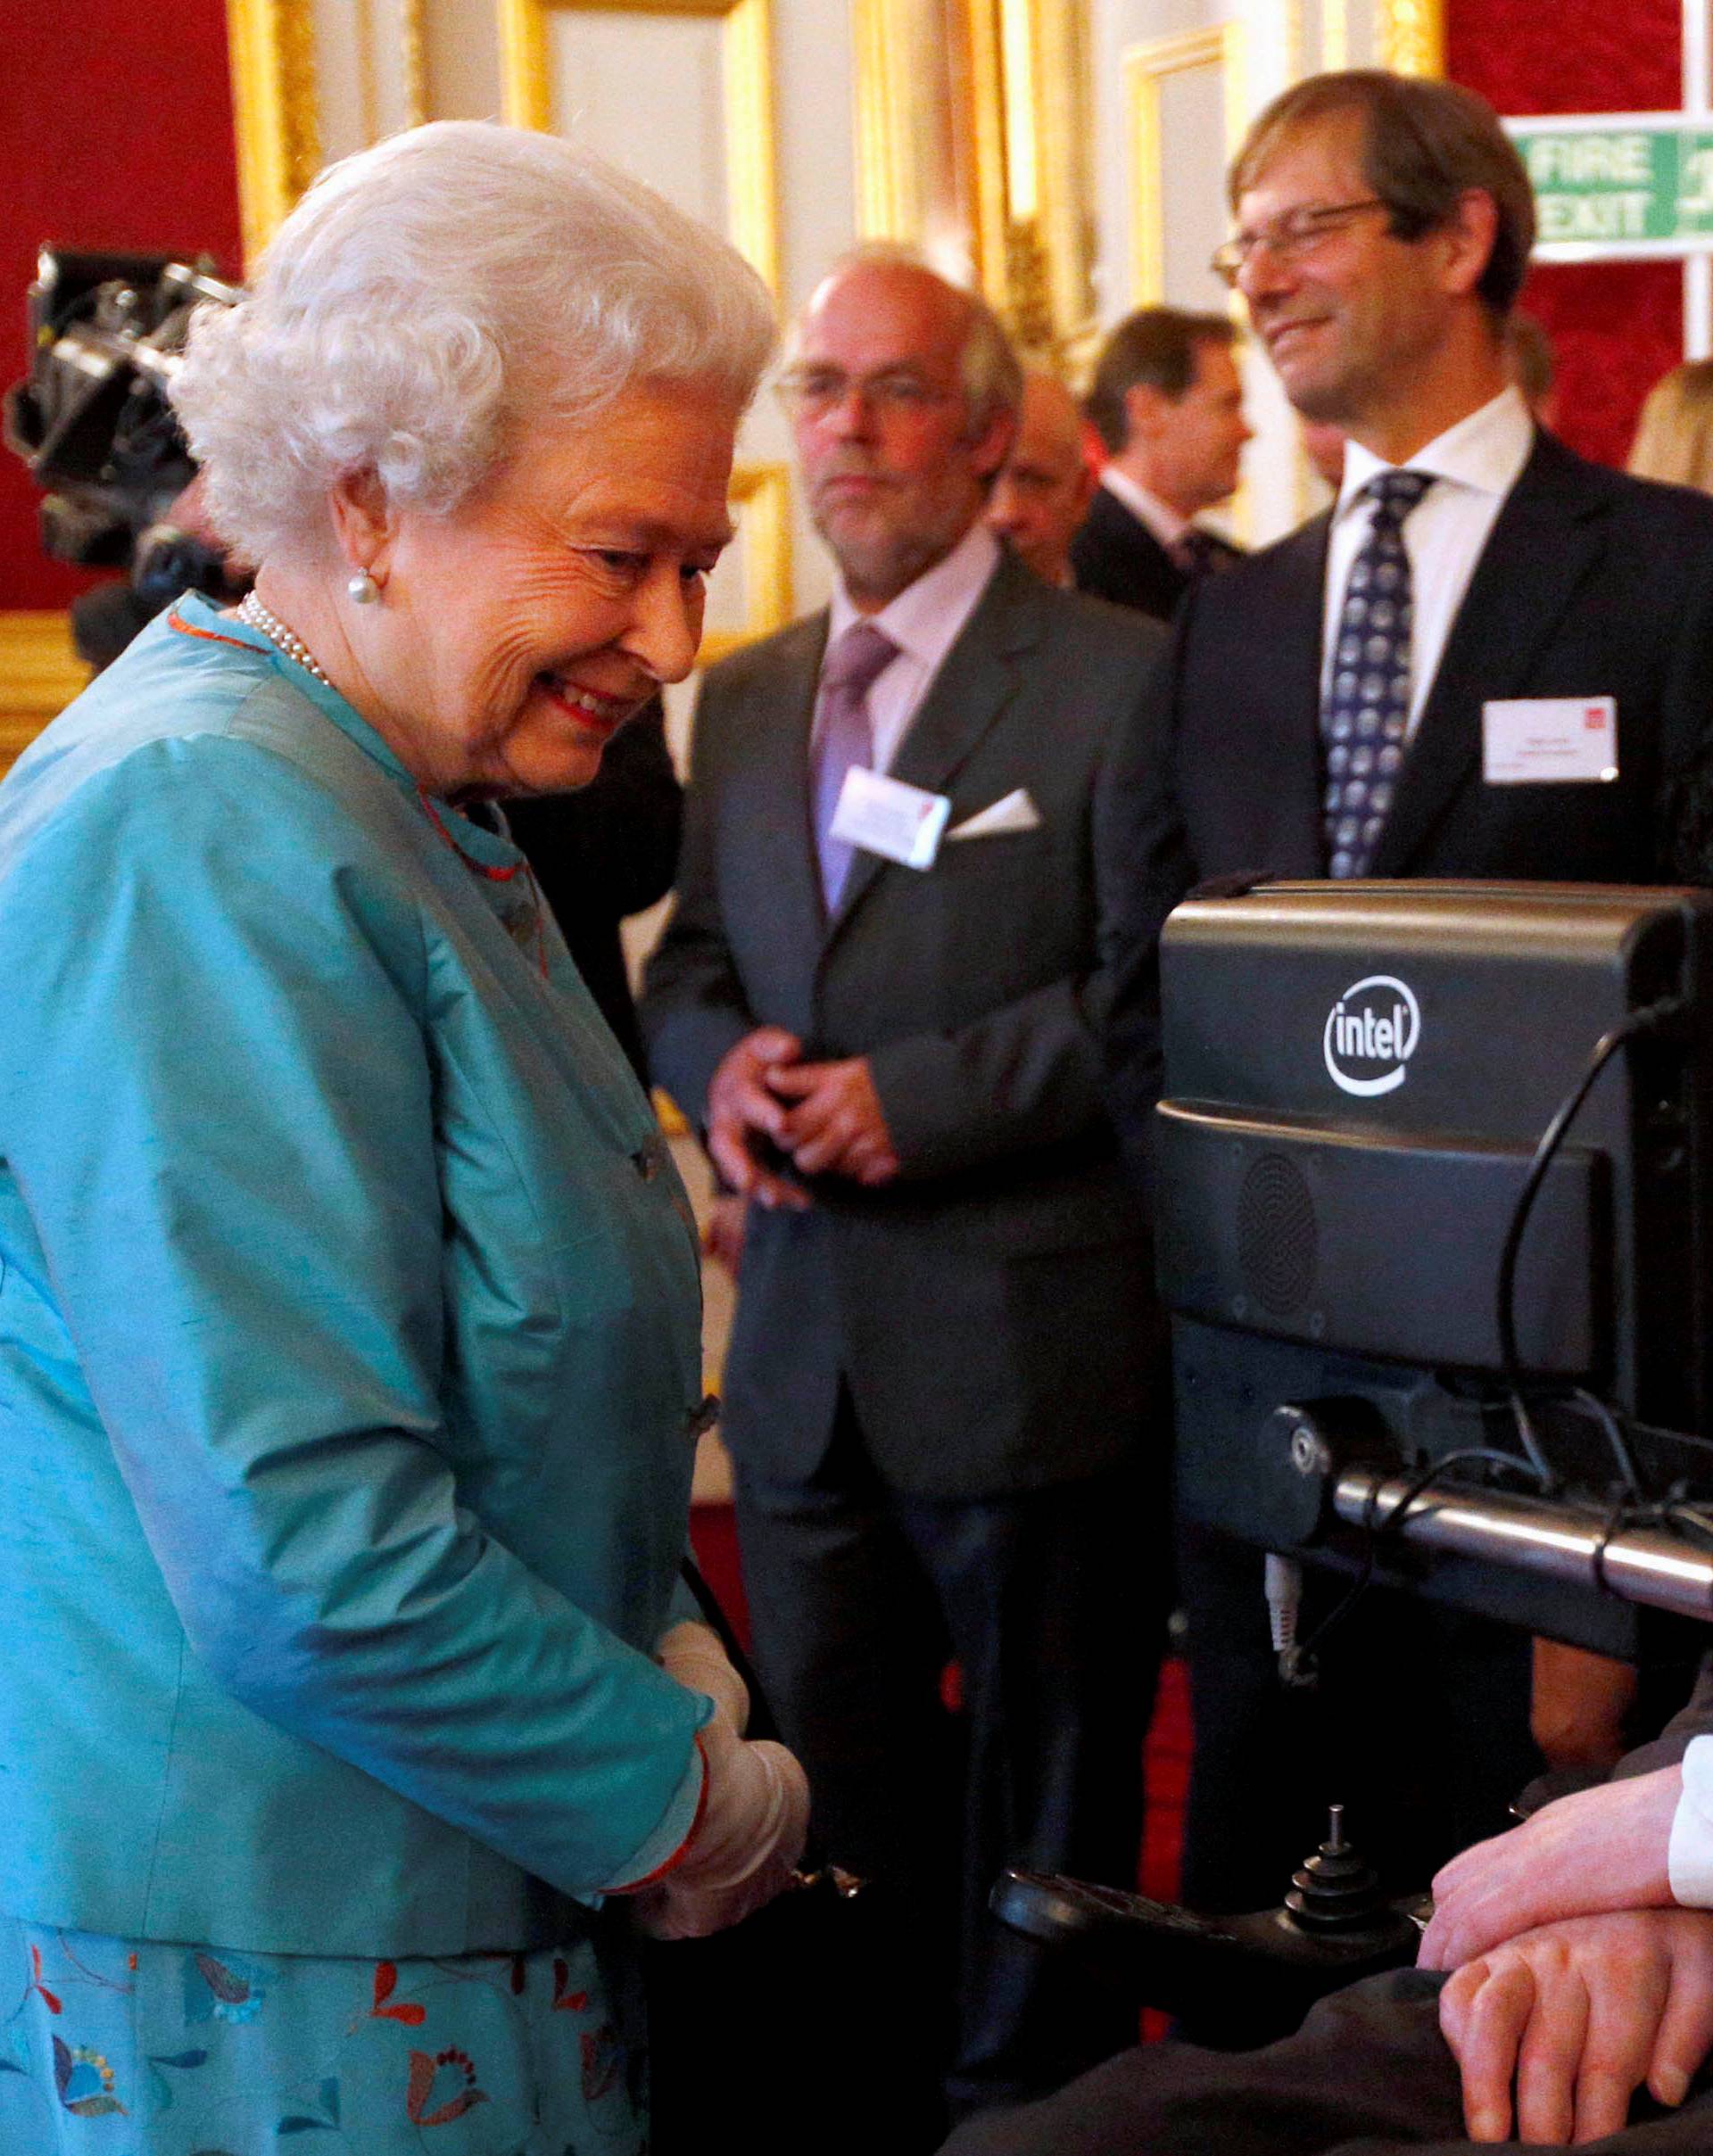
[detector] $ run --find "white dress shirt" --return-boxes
[1097,466,1191,555]
[1322,385,1536,738]
[821,520,1001,776]
[1670,1735,1713,1904]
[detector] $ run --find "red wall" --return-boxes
[0,0,243,608]
[1447,0,1684,471]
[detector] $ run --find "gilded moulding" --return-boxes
[852,0,929,242]
[700,463,794,665]
[227,0,323,271]
[0,613,90,776]
[400,0,429,128]
[856,0,1096,361]
[1378,0,1444,77]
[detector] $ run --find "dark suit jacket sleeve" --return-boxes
[639,672,756,1117]
[869,615,1171,1182]
[1656,552,1713,884]
[1608,1655,1713,1780]
[1095,593,1202,1188]
[1072,528,1143,613]
[509,698,681,926]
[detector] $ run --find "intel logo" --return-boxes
[1323,974,1420,1096]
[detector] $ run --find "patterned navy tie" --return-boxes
[1321,469,1434,879]
[811,620,898,909]
[1174,527,1229,579]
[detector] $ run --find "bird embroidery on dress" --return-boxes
[52,2036,126,2117]
[405,2045,489,2126]
[183,1950,265,2025]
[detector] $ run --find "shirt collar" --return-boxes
[1098,465,1190,549]
[827,518,1001,674]
[1336,384,1535,524]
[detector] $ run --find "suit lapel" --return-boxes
[824,552,1046,940]
[734,611,828,968]
[1243,515,1330,877]
[1369,434,1611,875]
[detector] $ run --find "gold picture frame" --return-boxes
[699,462,793,665]
[1125,24,1247,308]
[497,0,780,296]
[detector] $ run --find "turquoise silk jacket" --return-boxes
[0,598,711,1957]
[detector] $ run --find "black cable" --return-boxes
[1281,997,1686,1686]
[1495,1001,1683,1408]
[1283,1444,1549,1683]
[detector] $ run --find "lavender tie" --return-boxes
[811,621,898,908]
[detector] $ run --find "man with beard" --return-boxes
[643,251,1169,2139]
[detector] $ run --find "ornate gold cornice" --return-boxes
[226,0,323,271]
[1378,0,1444,77]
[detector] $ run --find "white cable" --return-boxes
[1264,1551,1303,1658]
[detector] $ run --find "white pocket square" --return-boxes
[945,789,1042,840]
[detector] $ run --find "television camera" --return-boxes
[4,248,244,663]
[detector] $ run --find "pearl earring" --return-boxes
[347,569,380,606]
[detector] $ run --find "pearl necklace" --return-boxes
[238,591,334,690]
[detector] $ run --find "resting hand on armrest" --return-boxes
[1438,1907,1713,2144]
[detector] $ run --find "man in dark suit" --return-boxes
[643,252,1169,2135]
[987,368,1097,588]
[1071,307,1250,618]
[1102,70,1713,1921]
[505,697,681,1079]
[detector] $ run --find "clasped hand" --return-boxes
[706,1028,899,1206]
[1436,1908,1713,2144]
[631,1622,809,1941]
[1419,1764,1713,2143]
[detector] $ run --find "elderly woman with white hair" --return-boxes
[0,121,805,2152]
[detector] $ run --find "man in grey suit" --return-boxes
[642,253,1169,2136]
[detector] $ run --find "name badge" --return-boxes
[1483,696,1618,785]
[829,765,953,870]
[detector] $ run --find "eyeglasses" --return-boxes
[1210,199,1391,286]
[775,366,961,421]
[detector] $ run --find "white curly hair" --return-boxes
[171,121,778,562]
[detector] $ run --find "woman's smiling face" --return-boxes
[360,381,738,799]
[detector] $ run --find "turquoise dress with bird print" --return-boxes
[0,599,717,2151]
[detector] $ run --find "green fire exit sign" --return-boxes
[1508,122,1713,248]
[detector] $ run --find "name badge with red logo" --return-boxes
[1482,696,1618,785]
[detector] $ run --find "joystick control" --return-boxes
[991,1803,1426,2045]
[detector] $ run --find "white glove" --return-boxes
[656,1619,749,1734]
[633,1624,810,1938]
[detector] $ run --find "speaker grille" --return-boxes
[1237,1154,1318,1317]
